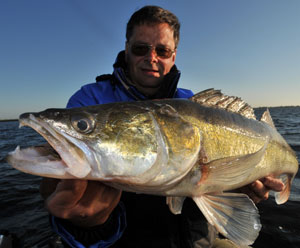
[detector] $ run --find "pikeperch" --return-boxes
[6,89,299,246]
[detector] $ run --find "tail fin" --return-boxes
[274,174,292,204]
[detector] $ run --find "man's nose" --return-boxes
[145,48,159,62]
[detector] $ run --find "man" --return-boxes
[40,5,284,248]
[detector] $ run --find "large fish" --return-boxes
[6,89,298,246]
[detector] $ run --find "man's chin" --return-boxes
[135,82,161,96]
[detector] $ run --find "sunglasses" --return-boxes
[130,44,175,59]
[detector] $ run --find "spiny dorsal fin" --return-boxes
[190,88,256,120]
[260,108,276,128]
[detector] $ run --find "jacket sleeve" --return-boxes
[50,202,127,248]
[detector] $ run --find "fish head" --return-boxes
[8,104,159,180]
[11,108,99,178]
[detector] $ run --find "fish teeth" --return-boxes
[19,122,24,128]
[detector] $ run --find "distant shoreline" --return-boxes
[0,119,18,122]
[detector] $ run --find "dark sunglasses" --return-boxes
[131,44,175,59]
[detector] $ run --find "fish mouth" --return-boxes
[11,113,92,178]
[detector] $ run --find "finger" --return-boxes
[238,179,271,203]
[72,182,121,224]
[85,181,121,207]
[45,179,88,215]
[251,180,269,200]
[75,182,119,212]
[260,176,285,192]
[239,185,262,204]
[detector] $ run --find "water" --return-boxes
[0,107,300,247]
[0,122,53,247]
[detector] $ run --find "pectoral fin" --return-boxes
[200,140,268,188]
[193,193,261,246]
[166,196,186,214]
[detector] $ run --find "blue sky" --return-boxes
[1,0,300,119]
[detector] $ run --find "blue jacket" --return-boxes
[52,52,199,248]
[67,79,193,108]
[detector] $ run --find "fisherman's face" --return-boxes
[125,23,177,96]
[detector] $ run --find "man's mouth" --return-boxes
[141,68,160,76]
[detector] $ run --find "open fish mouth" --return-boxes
[8,113,92,178]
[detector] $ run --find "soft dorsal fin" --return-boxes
[260,108,276,128]
[190,88,256,120]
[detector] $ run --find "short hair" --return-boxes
[126,5,180,48]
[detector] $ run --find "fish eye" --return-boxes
[71,114,95,134]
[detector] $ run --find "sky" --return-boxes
[1,0,300,119]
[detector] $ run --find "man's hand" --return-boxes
[239,176,285,204]
[40,178,122,227]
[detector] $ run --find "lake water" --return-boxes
[0,106,300,247]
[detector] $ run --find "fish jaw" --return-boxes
[9,113,94,178]
[6,145,74,178]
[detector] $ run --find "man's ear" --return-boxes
[172,49,177,63]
